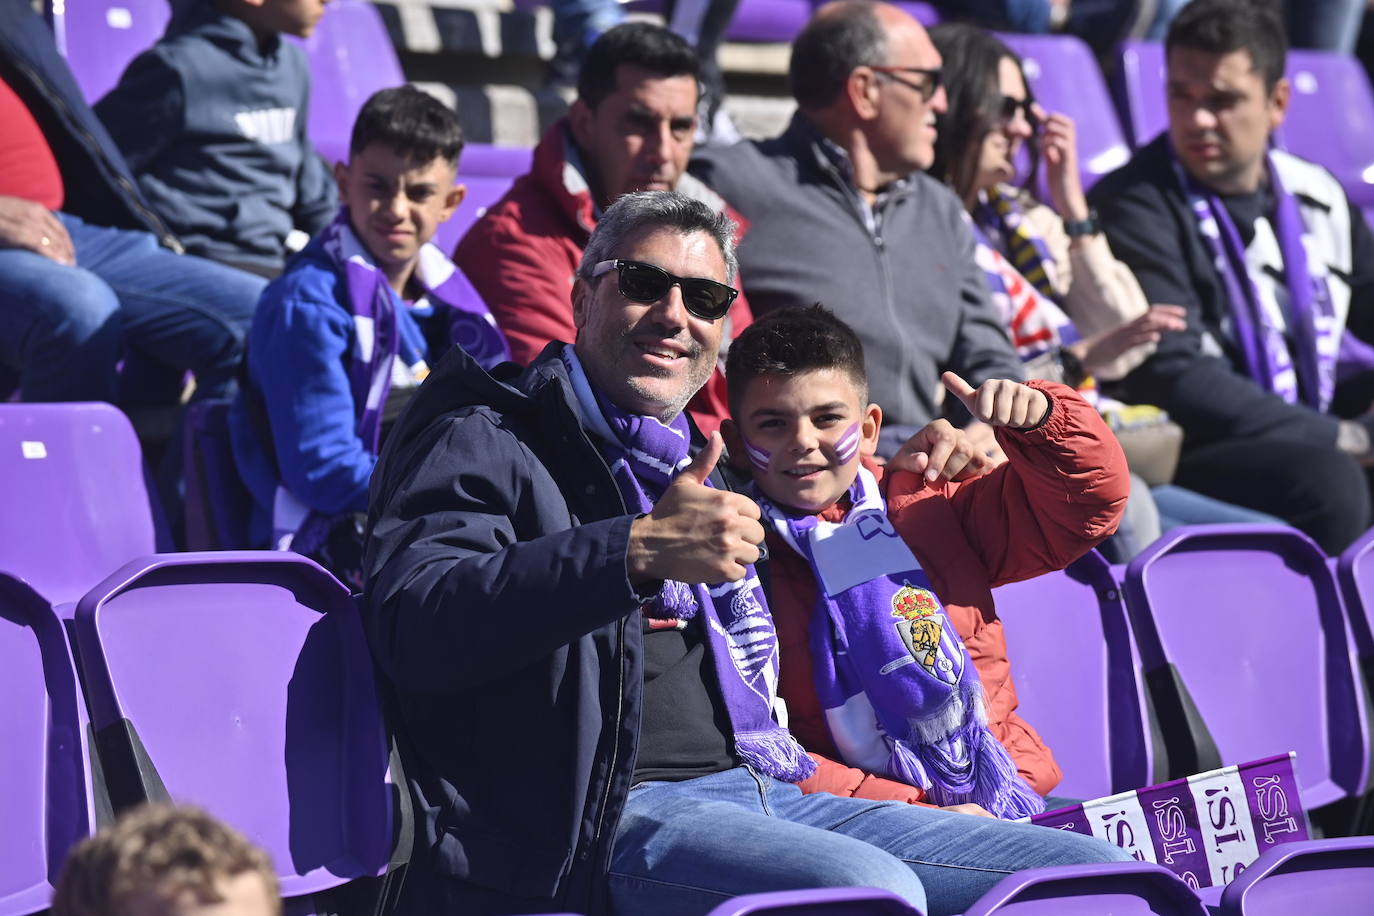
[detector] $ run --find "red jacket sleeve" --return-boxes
[892,380,1129,589]
[454,202,582,364]
[797,753,935,806]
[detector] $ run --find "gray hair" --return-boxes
[578,191,739,285]
[789,1,888,110]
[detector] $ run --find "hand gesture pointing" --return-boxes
[942,372,1050,430]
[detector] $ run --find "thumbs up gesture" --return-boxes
[942,372,1051,430]
[627,432,766,586]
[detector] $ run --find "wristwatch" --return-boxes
[1063,209,1101,239]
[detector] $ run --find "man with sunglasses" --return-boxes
[455,22,753,436]
[363,190,1131,916]
[691,0,1024,456]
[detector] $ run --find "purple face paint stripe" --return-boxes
[743,438,772,471]
[835,422,862,463]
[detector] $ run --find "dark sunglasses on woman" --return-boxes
[999,95,1040,131]
[590,259,739,321]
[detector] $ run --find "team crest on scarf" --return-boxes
[713,582,779,701]
[890,582,961,686]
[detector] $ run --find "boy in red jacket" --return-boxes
[722,305,1129,812]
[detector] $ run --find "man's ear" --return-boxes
[847,67,882,121]
[333,160,349,198]
[1268,75,1291,133]
[568,98,596,152]
[438,182,466,225]
[859,401,883,458]
[572,276,592,330]
[719,418,753,473]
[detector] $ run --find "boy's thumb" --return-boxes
[942,371,978,411]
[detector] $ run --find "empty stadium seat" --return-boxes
[992,550,1159,799]
[1113,39,1168,149]
[705,887,921,915]
[0,574,96,916]
[49,0,170,104]
[0,403,157,605]
[1122,525,1369,809]
[292,0,406,167]
[71,552,401,910]
[433,173,519,256]
[462,143,535,178]
[182,400,253,551]
[999,33,1131,192]
[1215,836,1374,914]
[961,861,1207,915]
[1282,50,1374,210]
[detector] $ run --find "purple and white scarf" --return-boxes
[758,466,1043,818]
[975,185,1063,304]
[1170,147,1339,411]
[970,217,1081,366]
[273,208,511,553]
[561,347,815,783]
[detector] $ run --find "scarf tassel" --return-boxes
[736,730,818,783]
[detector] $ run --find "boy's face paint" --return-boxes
[735,368,881,514]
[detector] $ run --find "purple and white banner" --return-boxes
[1027,753,1309,889]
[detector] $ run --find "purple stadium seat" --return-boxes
[48,0,170,104]
[706,887,921,915]
[0,403,156,606]
[432,174,519,258]
[962,861,1207,915]
[462,143,535,178]
[182,400,252,551]
[991,550,1157,800]
[999,33,1130,192]
[72,553,398,906]
[1281,50,1374,210]
[1122,525,1368,809]
[291,0,405,168]
[724,0,813,43]
[0,574,95,916]
[1114,39,1168,149]
[1216,836,1374,914]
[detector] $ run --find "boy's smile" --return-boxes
[731,368,881,514]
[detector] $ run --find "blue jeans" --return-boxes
[608,767,1134,916]
[1152,484,1284,530]
[0,213,263,403]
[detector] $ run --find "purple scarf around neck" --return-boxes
[975,185,1062,304]
[561,347,815,784]
[758,466,1043,818]
[1169,146,1338,411]
[274,208,511,555]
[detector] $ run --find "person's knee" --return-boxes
[1037,828,1138,866]
[35,269,121,347]
[803,843,927,908]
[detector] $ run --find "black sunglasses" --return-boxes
[998,95,1039,130]
[589,259,739,321]
[870,66,944,102]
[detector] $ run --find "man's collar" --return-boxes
[786,112,911,197]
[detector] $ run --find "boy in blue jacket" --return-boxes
[94,0,338,276]
[229,86,509,587]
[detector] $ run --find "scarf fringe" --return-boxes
[736,730,818,783]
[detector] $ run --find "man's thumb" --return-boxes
[677,431,724,486]
[942,371,977,411]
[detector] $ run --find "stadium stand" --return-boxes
[1214,835,1374,914]
[992,551,1160,801]
[961,862,1208,915]
[50,0,169,104]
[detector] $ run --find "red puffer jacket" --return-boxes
[768,381,1129,799]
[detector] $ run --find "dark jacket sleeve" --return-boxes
[891,381,1129,588]
[92,48,182,175]
[363,411,643,695]
[1343,192,1374,348]
[1091,167,1340,446]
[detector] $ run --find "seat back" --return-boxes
[1280,50,1374,208]
[1122,525,1366,808]
[999,33,1130,192]
[963,862,1207,915]
[1113,40,1169,149]
[706,887,921,915]
[461,143,534,179]
[49,0,170,103]
[291,0,405,167]
[1217,836,1374,915]
[0,574,94,916]
[0,403,157,605]
[433,174,520,258]
[992,551,1156,799]
[72,553,394,901]
[183,400,252,551]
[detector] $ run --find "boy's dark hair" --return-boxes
[928,23,1039,202]
[1166,0,1287,90]
[578,23,701,110]
[789,1,887,110]
[726,304,869,410]
[349,85,465,165]
[51,804,281,916]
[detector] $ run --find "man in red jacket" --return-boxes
[453,22,752,434]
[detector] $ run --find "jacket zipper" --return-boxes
[12,59,184,253]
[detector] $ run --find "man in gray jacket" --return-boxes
[690,0,1022,452]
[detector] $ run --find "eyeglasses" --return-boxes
[870,66,943,103]
[589,259,739,321]
[998,95,1039,130]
